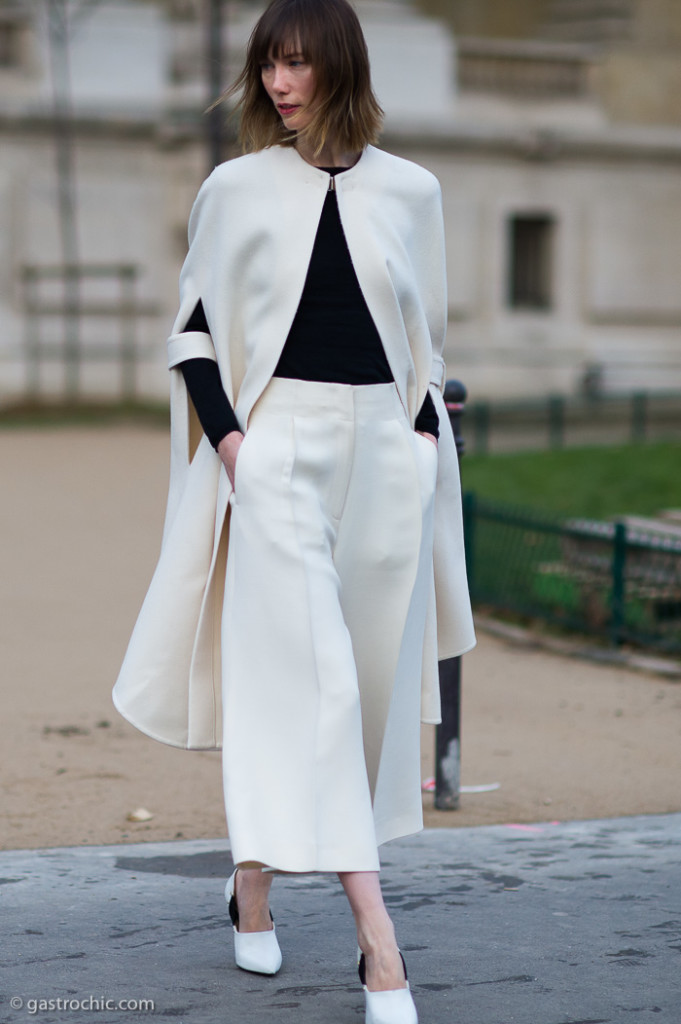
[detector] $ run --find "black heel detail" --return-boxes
[358,951,408,986]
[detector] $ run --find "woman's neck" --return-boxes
[295,138,361,170]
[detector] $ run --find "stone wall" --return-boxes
[1,0,680,405]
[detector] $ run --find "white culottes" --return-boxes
[221,378,438,873]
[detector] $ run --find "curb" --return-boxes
[475,614,681,680]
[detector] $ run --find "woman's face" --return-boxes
[260,48,318,133]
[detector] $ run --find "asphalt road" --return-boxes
[3,814,680,1024]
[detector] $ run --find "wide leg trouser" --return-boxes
[221,378,438,873]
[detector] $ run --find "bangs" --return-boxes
[248,4,319,66]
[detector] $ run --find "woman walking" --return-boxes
[114,1,475,1020]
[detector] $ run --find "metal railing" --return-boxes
[21,262,145,401]
[462,494,681,655]
[467,390,681,455]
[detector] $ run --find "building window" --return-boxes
[0,23,16,66]
[0,14,24,69]
[507,214,554,310]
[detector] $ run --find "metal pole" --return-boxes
[120,265,136,401]
[47,0,81,399]
[435,658,461,809]
[206,0,225,173]
[23,268,41,397]
[610,521,627,647]
[434,379,467,810]
[631,391,647,443]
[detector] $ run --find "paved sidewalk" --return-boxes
[3,815,680,1024]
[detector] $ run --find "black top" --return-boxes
[180,167,439,448]
[273,176,393,385]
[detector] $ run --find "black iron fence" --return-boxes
[435,382,680,813]
[467,391,681,455]
[462,494,681,655]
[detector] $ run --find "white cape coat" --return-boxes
[113,144,476,750]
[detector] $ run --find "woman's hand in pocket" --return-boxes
[217,430,244,488]
[416,430,438,448]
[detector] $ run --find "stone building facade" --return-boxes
[0,0,680,402]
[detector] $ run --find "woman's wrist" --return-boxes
[217,429,243,453]
[217,430,244,487]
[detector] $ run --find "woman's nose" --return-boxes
[272,66,289,94]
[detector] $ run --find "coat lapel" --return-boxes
[233,148,330,429]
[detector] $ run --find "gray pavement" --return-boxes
[2,814,681,1024]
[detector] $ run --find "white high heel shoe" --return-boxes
[358,951,418,1024]
[225,868,282,975]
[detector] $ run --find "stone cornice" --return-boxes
[381,120,681,163]
[3,105,681,163]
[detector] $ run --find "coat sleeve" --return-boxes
[163,173,228,543]
[419,176,477,662]
[167,176,219,370]
[113,171,233,752]
[413,176,448,394]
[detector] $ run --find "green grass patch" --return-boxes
[460,442,681,519]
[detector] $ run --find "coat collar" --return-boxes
[260,143,377,190]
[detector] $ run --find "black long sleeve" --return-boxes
[181,357,241,449]
[178,294,241,448]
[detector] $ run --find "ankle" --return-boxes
[357,918,398,958]
[236,868,272,897]
[232,869,273,933]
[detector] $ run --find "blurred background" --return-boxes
[2,1,681,851]
[2,0,681,658]
[2,0,681,408]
